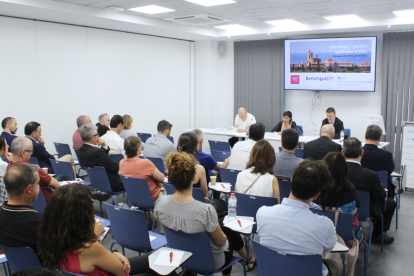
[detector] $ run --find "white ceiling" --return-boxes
[2,0,414,40]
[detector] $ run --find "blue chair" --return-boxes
[53,142,72,159]
[208,140,231,153]
[163,226,246,276]
[392,164,405,229]
[344,129,351,139]
[104,202,167,255]
[211,150,231,162]
[29,157,40,166]
[32,188,47,213]
[50,159,75,180]
[169,136,174,144]
[294,148,304,158]
[140,156,165,175]
[119,175,157,231]
[276,177,291,200]
[252,240,321,276]
[109,154,124,163]
[296,125,304,136]
[0,254,8,276]
[356,190,373,275]
[85,166,125,216]
[0,245,41,273]
[163,183,175,195]
[278,147,282,153]
[73,148,87,177]
[137,133,152,143]
[163,183,204,202]
[1,155,8,163]
[219,168,241,192]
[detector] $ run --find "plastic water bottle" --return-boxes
[228,193,237,221]
[314,130,318,137]
[340,130,345,142]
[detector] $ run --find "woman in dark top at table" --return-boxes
[313,152,362,241]
[271,111,297,134]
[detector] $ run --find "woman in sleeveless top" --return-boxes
[37,184,156,276]
[235,140,280,202]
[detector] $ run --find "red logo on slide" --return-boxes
[291,75,299,84]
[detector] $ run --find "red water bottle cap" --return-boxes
[231,193,235,196]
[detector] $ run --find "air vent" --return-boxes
[165,14,231,26]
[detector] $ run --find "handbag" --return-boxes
[207,198,228,218]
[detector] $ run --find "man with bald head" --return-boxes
[73,115,92,150]
[229,107,257,148]
[303,124,342,160]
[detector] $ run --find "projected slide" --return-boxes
[284,37,377,91]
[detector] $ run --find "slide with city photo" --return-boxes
[284,37,377,91]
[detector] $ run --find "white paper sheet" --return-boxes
[209,183,231,191]
[150,236,157,241]
[224,218,256,231]
[153,250,184,267]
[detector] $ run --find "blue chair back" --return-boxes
[140,156,165,175]
[32,188,47,213]
[211,150,231,162]
[164,183,175,195]
[73,148,86,171]
[169,136,174,144]
[1,155,8,163]
[29,157,40,166]
[294,148,304,158]
[137,133,152,143]
[50,159,75,180]
[297,125,304,136]
[0,245,41,273]
[278,147,282,153]
[104,202,153,252]
[344,129,351,139]
[85,166,114,194]
[163,227,217,274]
[109,154,124,163]
[276,177,291,200]
[252,240,321,276]
[60,270,84,276]
[53,142,72,159]
[162,183,204,202]
[356,190,371,219]
[219,168,241,192]
[235,192,278,233]
[310,208,353,242]
[377,170,388,189]
[208,140,231,153]
[120,175,154,210]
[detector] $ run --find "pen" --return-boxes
[238,220,242,228]
[67,181,71,184]
[221,184,225,188]
[170,252,173,264]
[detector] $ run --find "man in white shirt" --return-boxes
[257,160,341,276]
[234,107,256,133]
[228,123,264,171]
[101,115,125,157]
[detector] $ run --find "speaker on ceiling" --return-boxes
[218,41,226,58]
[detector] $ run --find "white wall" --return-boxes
[194,41,234,129]
[0,16,193,151]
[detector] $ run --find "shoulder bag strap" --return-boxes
[244,174,262,194]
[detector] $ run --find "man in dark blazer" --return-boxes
[321,107,344,139]
[96,113,110,137]
[303,124,342,160]
[78,124,124,192]
[361,125,395,198]
[1,117,18,151]
[344,137,395,244]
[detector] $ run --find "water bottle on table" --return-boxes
[228,193,237,221]
[314,130,318,137]
[340,130,344,142]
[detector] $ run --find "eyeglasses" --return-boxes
[24,150,34,153]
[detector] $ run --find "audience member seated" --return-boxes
[119,114,138,140]
[78,125,124,192]
[119,136,165,202]
[257,159,341,276]
[25,121,76,175]
[361,125,396,198]
[144,120,176,170]
[228,122,265,171]
[0,136,12,177]
[271,111,297,134]
[101,115,125,157]
[321,107,344,139]
[177,132,208,198]
[8,137,60,201]
[11,268,60,276]
[313,152,362,241]
[229,107,257,148]
[95,113,110,137]
[344,137,396,244]
[1,117,18,151]
[37,184,154,276]
[274,129,302,179]
[303,124,341,160]
[155,151,256,274]
[0,163,42,253]
[235,140,280,202]
[73,115,92,150]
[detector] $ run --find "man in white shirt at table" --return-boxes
[101,115,125,157]
[257,160,341,276]
[229,107,257,148]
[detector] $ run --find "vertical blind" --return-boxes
[234,39,285,132]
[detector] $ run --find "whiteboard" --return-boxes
[401,122,414,189]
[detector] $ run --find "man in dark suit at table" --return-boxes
[77,124,124,192]
[95,113,110,137]
[303,124,342,160]
[361,125,395,198]
[344,137,395,244]
[321,107,344,139]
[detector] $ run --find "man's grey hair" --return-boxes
[4,163,39,199]
[192,129,203,143]
[343,137,363,159]
[10,137,32,155]
[365,125,383,141]
[98,113,108,122]
[76,115,89,128]
[80,125,98,142]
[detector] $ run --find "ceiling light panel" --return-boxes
[129,5,175,14]
[185,0,236,7]
[215,24,250,31]
[393,9,414,17]
[265,19,301,26]
[324,14,362,22]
